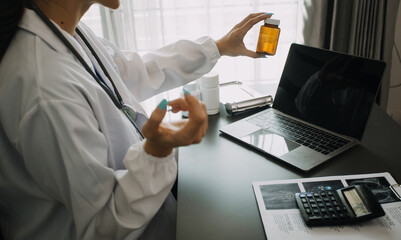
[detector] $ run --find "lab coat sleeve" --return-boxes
[101,37,221,101]
[18,100,176,239]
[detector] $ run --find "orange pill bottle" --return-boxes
[256,18,280,55]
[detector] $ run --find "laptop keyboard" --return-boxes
[247,110,351,155]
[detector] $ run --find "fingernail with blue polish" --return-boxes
[183,89,191,95]
[158,99,168,110]
[265,13,274,16]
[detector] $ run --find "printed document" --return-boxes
[253,172,401,240]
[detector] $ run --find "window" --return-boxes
[81,0,305,115]
[81,4,103,38]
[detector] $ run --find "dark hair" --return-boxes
[0,0,26,62]
[1,1,26,238]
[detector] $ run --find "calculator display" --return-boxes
[343,188,371,217]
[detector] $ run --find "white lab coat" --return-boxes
[0,8,220,240]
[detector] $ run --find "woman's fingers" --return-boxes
[165,94,208,146]
[242,49,263,58]
[193,103,208,143]
[240,13,272,35]
[142,95,208,157]
[234,12,266,29]
[185,94,208,126]
[141,99,168,138]
[179,94,208,144]
[168,98,190,113]
[143,94,208,153]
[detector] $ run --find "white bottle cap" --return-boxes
[199,72,219,89]
[264,18,280,26]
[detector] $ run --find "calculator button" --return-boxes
[332,201,338,206]
[328,207,335,212]
[303,203,309,208]
[307,193,313,198]
[309,199,316,203]
[318,203,325,208]
[327,191,334,196]
[301,198,307,203]
[305,208,312,214]
[323,214,330,220]
[331,213,337,219]
[330,196,336,201]
[320,208,327,213]
[310,203,318,208]
[313,209,320,214]
[308,215,323,221]
[299,193,306,198]
[335,206,341,212]
[325,202,332,207]
[313,193,320,197]
[323,197,329,202]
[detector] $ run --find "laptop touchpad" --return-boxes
[241,129,301,157]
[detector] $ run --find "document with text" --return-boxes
[253,172,401,240]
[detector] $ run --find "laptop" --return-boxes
[219,43,386,172]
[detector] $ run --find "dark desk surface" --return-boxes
[176,87,401,240]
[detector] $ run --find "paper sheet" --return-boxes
[253,172,401,240]
[219,84,263,104]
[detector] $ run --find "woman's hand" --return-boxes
[215,13,272,58]
[142,93,208,158]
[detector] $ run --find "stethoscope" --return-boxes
[29,1,145,139]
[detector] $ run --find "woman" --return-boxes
[0,0,271,239]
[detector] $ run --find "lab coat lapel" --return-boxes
[76,23,148,118]
[19,9,93,69]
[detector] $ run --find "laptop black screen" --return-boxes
[273,44,385,140]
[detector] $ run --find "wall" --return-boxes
[387,3,401,124]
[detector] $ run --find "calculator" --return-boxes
[295,185,385,226]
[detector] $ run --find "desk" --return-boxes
[176,89,401,239]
